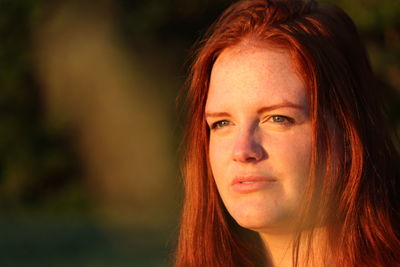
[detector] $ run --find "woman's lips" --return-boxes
[231,176,277,193]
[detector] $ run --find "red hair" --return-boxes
[175,0,400,266]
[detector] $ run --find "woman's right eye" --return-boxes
[211,120,231,130]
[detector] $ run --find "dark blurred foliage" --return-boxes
[0,0,86,215]
[0,0,399,265]
[329,0,400,129]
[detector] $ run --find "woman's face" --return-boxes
[205,43,312,234]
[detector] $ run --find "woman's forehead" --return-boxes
[206,43,308,112]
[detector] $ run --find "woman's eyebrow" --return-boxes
[206,102,304,118]
[257,102,304,114]
[205,111,231,119]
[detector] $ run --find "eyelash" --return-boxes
[210,115,294,130]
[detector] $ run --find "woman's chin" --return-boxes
[231,210,297,235]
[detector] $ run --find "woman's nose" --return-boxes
[232,129,264,163]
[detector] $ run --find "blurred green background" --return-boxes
[0,0,399,266]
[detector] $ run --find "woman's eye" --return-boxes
[211,120,231,129]
[269,115,294,124]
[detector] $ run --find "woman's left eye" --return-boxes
[269,115,294,124]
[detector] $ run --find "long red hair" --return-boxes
[175,0,400,266]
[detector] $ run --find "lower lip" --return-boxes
[232,180,276,193]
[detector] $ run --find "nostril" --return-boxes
[232,142,264,163]
[232,128,265,162]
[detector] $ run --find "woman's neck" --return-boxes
[259,227,328,267]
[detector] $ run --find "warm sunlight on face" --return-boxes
[205,42,312,234]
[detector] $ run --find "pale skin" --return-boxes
[205,40,323,266]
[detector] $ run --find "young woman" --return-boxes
[175,0,400,266]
